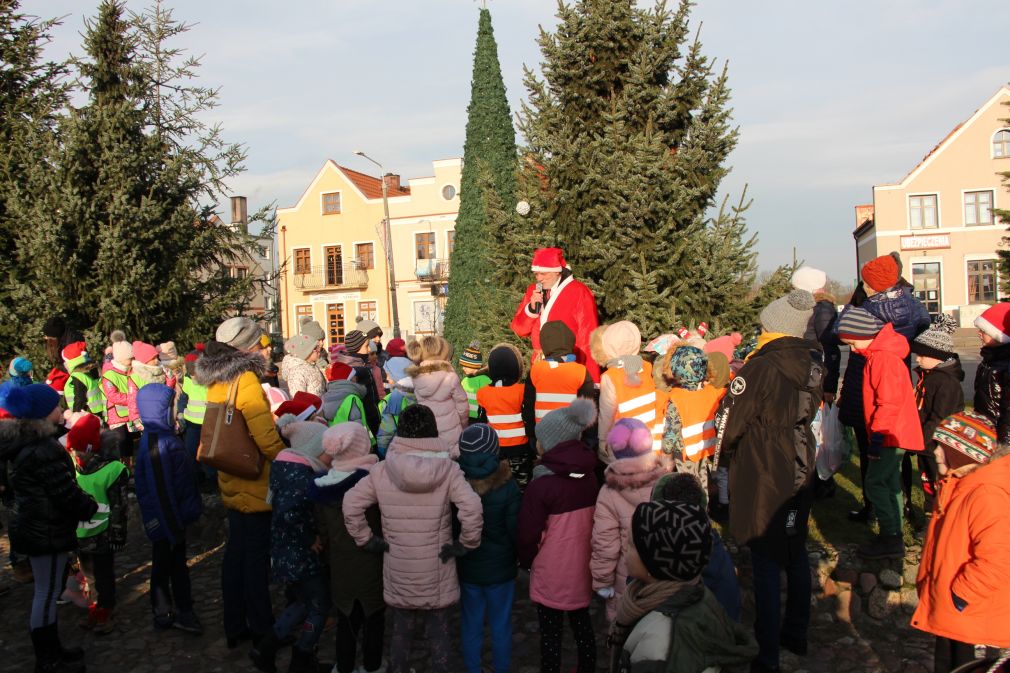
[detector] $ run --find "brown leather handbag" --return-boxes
[197,378,264,480]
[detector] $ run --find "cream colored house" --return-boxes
[855,85,1010,324]
[276,158,461,344]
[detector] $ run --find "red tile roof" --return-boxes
[336,164,410,199]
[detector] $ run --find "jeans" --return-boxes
[151,537,193,615]
[750,543,811,670]
[866,447,906,536]
[335,601,385,673]
[460,581,514,673]
[389,606,451,673]
[535,604,596,673]
[273,573,330,653]
[79,551,116,609]
[29,554,67,629]
[222,510,273,638]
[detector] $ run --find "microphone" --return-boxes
[532,282,543,314]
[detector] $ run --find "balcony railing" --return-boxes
[415,258,450,282]
[292,263,369,290]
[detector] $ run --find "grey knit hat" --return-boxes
[836,306,884,339]
[216,317,262,350]
[759,289,816,338]
[535,398,597,452]
[912,314,958,361]
[285,333,317,361]
[299,319,326,342]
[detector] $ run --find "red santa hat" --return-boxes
[975,303,1010,344]
[274,391,323,418]
[67,413,102,454]
[531,247,566,273]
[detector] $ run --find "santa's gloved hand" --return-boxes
[596,587,615,599]
[363,535,389,554]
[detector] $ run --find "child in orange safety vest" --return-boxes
[525,321,594,428]
[660,345,725,493]
[476,343,536,488]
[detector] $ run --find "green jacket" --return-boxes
[461,374,491,419]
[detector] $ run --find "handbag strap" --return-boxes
[224,377,241,424]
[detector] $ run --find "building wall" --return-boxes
[864,87,1010,320]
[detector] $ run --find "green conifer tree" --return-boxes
[443,7,519,361]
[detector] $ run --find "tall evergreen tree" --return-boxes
[518,0,757,333]
[443,7,519,360]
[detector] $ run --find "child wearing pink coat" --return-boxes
[590,418,670,621]
[343,404,482,673]
[405,336,469,455]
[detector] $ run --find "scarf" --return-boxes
[607,577,701,667]
[746,331,789,361]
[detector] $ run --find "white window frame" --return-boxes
[441,183,458,201]
[410,298,442,335]
[320,190,342,216]
[352,239,378,270]
[992,128,1010,159]
[907,192,941,231]
[964,254,1000,306]
[293,303,313,337]
[356,298,379,323]
[961,188,996,227]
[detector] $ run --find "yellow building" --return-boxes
[855,85,1010,324]
[277,158,461,343]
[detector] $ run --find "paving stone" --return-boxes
[880,568,903,589]
[859,572,877,594]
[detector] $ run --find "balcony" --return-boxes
[415,258,450,283]
[292,263,369,290]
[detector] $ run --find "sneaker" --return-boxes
[172,610,203,635]
[857,534,904,560]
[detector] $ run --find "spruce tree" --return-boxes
[518,0,757,335]
[443,7,519,361]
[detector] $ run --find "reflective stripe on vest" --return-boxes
[331,394,375,444]
[531,359,586,424]
[68,372,106,416]
[652,389,670,452]
[460,375,491,419]
[607,362,659,432]
[75,461,127,538]
[667,385,725,461]
[103,369,139,423]
[476,383,527,447]
[182,376,208,425]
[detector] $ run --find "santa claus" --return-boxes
[511,247,601,382]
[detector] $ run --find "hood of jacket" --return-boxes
[752,335,823,390]
[407,361,458,402]
[463,458,512,495]
[980,341,1010,365]
[916,358,965,383]
[861,323,910,360]
[194,344,267,386]
[70,361,99,377]
[325,379,366,399]
[385,435,455,493]
[459,449,503,482]
[604,453,668,492]
[132,360,166,385]
[540,439,597,478]
[0,418,58,459]
[813,291,836,305]
[136,383,175,432]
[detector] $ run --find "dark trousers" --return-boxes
[79,551,116,610]
[934,636,977,673]
[535,604,596,673]
[852,423,870,503]
[151,537,193,615]
[274,573,330,653]
[335,601,385,673]
[389,606,451,673]
[110,425,138,460]
[222,510,273,639]
[750,543,811,670]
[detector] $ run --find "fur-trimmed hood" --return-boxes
[813,290,836,305]
[194,344,267,386]
[604,452,669,492]
[131,359,167,386]
[0,418,59,459]
[653,341,690,392]
[405,359,455,378]
[465,459,513,496]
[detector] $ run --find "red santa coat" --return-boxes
[511,275,601,382]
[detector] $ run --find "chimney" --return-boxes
[231,196,248,234]
[382,173,401,192]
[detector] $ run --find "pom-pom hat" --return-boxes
[459,340,483,369]
[759,290,816,338]
[975,303,1010,344]
[67,414,102,454]
[790,266,827,293]
[607,418,653,459]
[535,398,597,452]
[4,383,60,419]
[61,342,90,371]
[912,314,958,361]
[531,247,566,273]
[861,255,900,293]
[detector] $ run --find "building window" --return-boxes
[442,184,457,200]
[968,259,998,304]
[228,266,248,279]
[295,304,313,325]
[324,246,343,286]
[909,194,938,230]
[415,232,436,260]
[358,300,377,322]
[322,191,341,215]
[912,262,942,315]
[293,248,311,274]
[447,230,455,257]
[355,243,375,270]
[994,130,1010,158]
[964,190,993,226]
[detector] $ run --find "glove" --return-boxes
[596,587,615,599]
[363,535,389,554]
[867,432,885,460]
[438,540,467,563]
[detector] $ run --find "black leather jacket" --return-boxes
[974,342,1010,443]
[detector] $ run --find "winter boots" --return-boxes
[31,623,86,673]
[249,632,281,673]
[857,533,905,560]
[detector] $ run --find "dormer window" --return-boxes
[994,130,1010,158]
[322,191,341,214]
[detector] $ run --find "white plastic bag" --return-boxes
[815,403,849,479]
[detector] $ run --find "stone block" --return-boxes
[903,564,919,586]
[859,572,877,594]
[900,587,920,613]
[833,567,858,585]
[867,587,902,620]
[879,568,903,590]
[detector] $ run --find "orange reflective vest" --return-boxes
[530,360,586,423]
[652,389,670,452]
[606,361,663,451]
[476,384,527,447]
[667,385,725,461]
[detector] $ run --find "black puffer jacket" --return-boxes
[973,342,1010,442]
[805,295,840,394]
[716,336,823,563]
[0,419,98,555]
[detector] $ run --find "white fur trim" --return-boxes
[314,469,353,487]
[975,315,1010,344]
[539,273,576,328]
[530,265,563,272]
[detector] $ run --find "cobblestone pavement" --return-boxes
[0,495,936,673]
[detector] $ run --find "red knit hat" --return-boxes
[975,303,1010,344]
[531,247,566,273]
[274,391,323,418]
[860,255,900,292]
[133,341,160,364]
[67,414,102,454]
[385,338,406,358]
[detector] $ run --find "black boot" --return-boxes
[31,625,86,673]
[847,502,874,523]
[287,647,321,673]
[52,622,84,663]
[857,534,904,560]
[249,632,280,673]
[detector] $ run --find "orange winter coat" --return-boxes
[911,457,1010,647]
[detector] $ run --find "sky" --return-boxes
[33,0,1010,283]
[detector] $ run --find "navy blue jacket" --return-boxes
[703,531,742,622]
[136,384,203,544]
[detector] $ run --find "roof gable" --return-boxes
[277,160,411,213]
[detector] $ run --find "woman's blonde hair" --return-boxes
[405,335,452,364]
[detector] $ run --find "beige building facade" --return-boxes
[855,85,1010,325]
[276,158,461,344]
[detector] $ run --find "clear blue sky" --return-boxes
[34,0,1010,283]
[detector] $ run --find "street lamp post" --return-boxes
[354,150,401,339]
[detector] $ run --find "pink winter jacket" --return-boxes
[407,361,470,455]
[590,453,669,621]
[101,361,140,429]
[342,434,483,610]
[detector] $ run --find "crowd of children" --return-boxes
[2,251,1009,673]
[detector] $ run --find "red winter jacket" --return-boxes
[859,323,924,452]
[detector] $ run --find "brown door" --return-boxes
[325,246,343,286]
[327,303,344,346]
